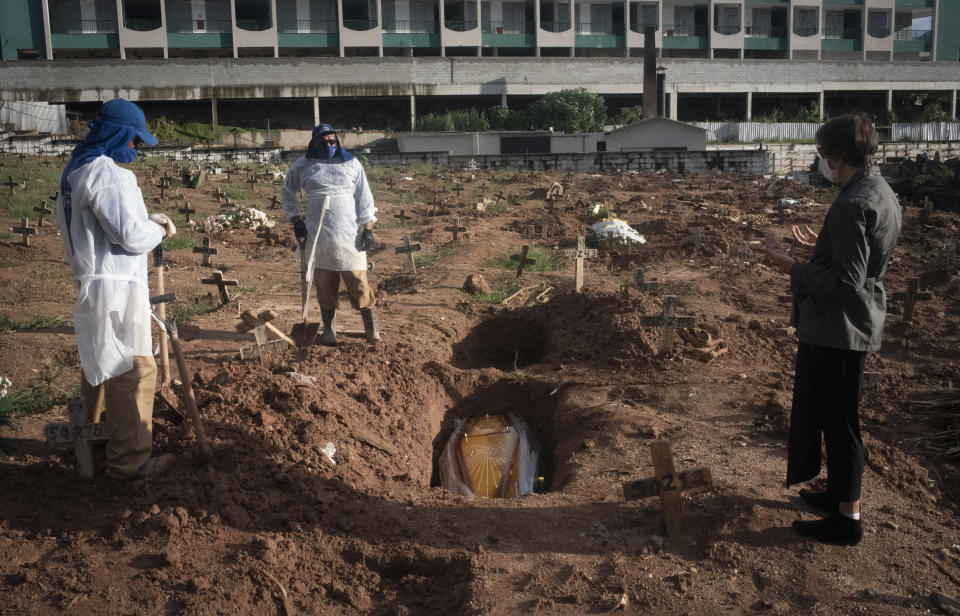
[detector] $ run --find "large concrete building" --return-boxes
[1,0,959,129]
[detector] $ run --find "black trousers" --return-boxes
[785,341,867,502]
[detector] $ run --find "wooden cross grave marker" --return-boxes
[267,195,281,210]
[395,235,422,274]
[33,200,53,227]
[608,244,644,272]
[893,277,933,324]
[453,183,464,198]
[444,217,468,241]
[246,176,259,194]
[511,245,537,278]
[44,396,107,479]
[237,309,294,362]
[523,224,540,241]
[934,240,960,271]
[684,226,708,252]
[622,439,713,536]
[733,241,756,273]
[193,236,218,266]
[634,267,662,294]
[257,225,278,246]
[201,270,239,305]
[4,175,22,196]
[13,218,37,246]
[178,201,196,224]
[394,210,411,226]
[561,235,597,293]
[156,177,170,199]
[641,295,696,355]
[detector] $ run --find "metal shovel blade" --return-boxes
[291,321,321,348]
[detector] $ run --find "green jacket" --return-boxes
[789,167,901,352]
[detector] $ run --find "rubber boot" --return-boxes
[319,308,337,346]
[361,308,380,344]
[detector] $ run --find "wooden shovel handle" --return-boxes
[167,323,213,460]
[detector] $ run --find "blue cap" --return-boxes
[312,123,336,138]
[97,99,158,146]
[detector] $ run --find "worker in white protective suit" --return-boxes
[56,98,176,479]
[282,123,380,345]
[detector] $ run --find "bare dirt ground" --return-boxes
[1,155,959,615]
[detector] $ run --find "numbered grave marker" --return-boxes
[560,235,597,293]
[622,439,713,536]
[395,235,422,274]
[43,397,107,479]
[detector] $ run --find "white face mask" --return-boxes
[819,156,839,184]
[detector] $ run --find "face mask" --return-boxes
[326,144,338,159]
[819,156,839,184]
[111,147,138,164]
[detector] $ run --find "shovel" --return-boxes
[152,245,184,418]
[291,196,330,347]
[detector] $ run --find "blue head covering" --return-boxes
[306,123,354,162]
[60,98,158,254]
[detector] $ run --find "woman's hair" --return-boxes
[815,113,878,169]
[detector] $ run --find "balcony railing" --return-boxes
[894,28,932,41]
[383,19,437,33]
[663,24,708,37]
[482,20,532,34]
[867,26,891,38]
[445,19,479,31]
[629,21,659,33]
[51,19,119,34]
[540,20,572,32]
[167,19,232,33]
[822,27,862,40]
[793,26,818,37]
[746,25,787,38]
[714,24,740,35]
[576,22,625,35]
[124,18,162,31]
[277,19,338,33]
[343,19,378,31]
[236,18,272,31]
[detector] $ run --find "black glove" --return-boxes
[359,228,374,251]
[293,218,307,248]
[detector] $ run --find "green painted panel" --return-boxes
[574,34,624,48]
[662,35,708,50]
[50,33,120,49]
[822,0,863,6]
[382,32,440,47]
[278,32,339,47]
[167,32,233,48]
[894,0,934,7]
[821,38,863,52]
[481,33,535,47]
[744,37,788,51]
[936,1,960,61]
[895,38,932,53]
[0,0,48,60]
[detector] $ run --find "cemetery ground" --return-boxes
[0,154,959,615]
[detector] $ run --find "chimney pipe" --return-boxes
[656,67,666,118]
[643,27,657,119]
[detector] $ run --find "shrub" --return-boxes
[527,88,608,133]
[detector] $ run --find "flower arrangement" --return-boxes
[190,207,276,235]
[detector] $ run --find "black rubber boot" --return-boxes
[799,488,838,513]
[793,513,862,546]
[319,308,337,346]
[360,308,380,344]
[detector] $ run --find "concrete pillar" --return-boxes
[624,0,630,58]
[501,91,507,107]
[272,0,279,57]
[211,95,218,129]
[313,96,320,126]
[337,0,345,57]
[159,0,168,58]
[670,85,678,120]
[746,91,752,120]
[115,0,126,59]
[229,0,238,58]
[818,90,825,120]
[952,89,958,120]
[410,92,416,130]
[887,89,893,112]
[534,0,540,57]
[376,0,383,57]
[41,0,53,60]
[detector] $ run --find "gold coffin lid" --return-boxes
[456,414,523,499]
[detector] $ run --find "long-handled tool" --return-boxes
[150,292,213,462]
[152,244,183,417]
[291,196,330,347]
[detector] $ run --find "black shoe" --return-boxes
[793,513,862,546]
[799,488,838,513]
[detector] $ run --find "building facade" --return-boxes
[1,0,957,62]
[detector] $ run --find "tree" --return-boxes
[918,103,951,123]
[795,101,821,123]
[486,105,529,130]
[612,105,644,125]
[527,88,607,133]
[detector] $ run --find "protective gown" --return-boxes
[281,156,377,273]
[57,156,163,386]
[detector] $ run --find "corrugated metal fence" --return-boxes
[891,122,960,142]
[0,101,67,133]
[692,121,821,142]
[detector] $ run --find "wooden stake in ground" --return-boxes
[893,277,933,324]
[641,295,696,355]
[395,235,421,274]
[178,202,196,224]
[13,218,37,246]
[201,270,238,304]
[622,439,713,536]
[444,217,468,241]
[394,210,411,225]
[634,267,662,294]
[33,200,53,227]
[193,236,218,266]
[511,245,537,278]
[561,235,597,293]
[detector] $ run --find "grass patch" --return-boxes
[33,262,73,281]
[0,349,81,453]
[413,244,455,269]
[0,315,62,333]
[489,246,558,272]
[224,183,257,202]
[171,294,221,325]
[482,200,509,216]
[0,163,63,220]
[466,277,523,304]
[162,234,197,251]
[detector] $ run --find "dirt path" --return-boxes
[1,160,958,615]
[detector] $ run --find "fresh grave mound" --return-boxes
[452,290,665,369]
[508,211,588,241]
